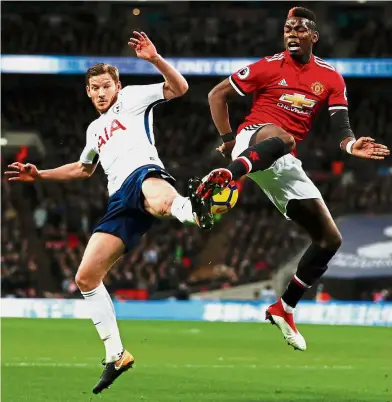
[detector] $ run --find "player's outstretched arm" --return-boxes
[5,161,97,182]
[128,31,188,100]
[329,75,390,160]
[331,110,390,160]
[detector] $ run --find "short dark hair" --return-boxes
[85,63,119,86]
[287,7,317,29]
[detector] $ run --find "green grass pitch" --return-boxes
[2,318,391,401]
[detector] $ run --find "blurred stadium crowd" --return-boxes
[3,1,392,58]
[2,2,392,300]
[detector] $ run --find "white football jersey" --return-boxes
[80,83,167,195]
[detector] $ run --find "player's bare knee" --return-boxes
[75,271,87,290]
[320,232,342,251]
[142,177,178,217]
[252,125,296,152]
[281,132,296,152]
[271,126,296,151]
[75,270,96,292]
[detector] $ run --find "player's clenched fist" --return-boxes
[128,31,158,62]
[4,162,40,182]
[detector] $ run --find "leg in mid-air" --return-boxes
[194,124,295,200]
[75,233,135,394]
[266,198,342,351]
[142,174,214,230]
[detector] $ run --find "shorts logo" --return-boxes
[113,102,123,114]
[237,66,250,80]
[311,82,324,96]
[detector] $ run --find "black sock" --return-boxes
[227,137,290,180]
[281,244,338,308]
[281,279,309,309]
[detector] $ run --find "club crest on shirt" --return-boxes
[113,102,123,114]
[237,66,250,80]
[311,82,324,96]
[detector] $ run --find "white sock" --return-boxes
[170,195,194,224]
[82,282,124,363]
[281,298,295,314]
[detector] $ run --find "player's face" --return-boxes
[86,73,121,113]
[283,17,318,58]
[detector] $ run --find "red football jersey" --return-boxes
[229,51,348,141]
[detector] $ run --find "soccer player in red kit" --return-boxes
[189,7,390,350]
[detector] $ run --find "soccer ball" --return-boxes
[211,181,239,214]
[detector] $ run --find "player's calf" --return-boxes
[77,234,127,367]
[142,176,179,218]
[267,238,341,351]
[282,243,339,308]
[142,176,213,230]
[228,135,295,181]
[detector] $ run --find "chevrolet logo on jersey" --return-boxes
[279,93,316,109]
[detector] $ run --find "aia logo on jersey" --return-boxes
[311,82,324,96]
[237,66,250,80]
[98,119,126,151]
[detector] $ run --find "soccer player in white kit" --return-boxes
[5,31,213,394]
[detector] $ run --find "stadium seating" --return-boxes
[1,1,391,300]
[2,2,392,57]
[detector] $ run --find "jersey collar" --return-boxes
[284,50,314,71]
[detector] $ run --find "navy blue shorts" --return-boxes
[93,164,175,252]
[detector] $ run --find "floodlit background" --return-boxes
[1,2,392,401]
[2,1,392,302]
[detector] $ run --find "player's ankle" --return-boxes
[106,348,124,363]
[79,280,104,295]
[170,196,193,223]
[281,298,295,313]
[226,159,249,180]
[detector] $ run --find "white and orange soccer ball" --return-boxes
[210,181,239,214]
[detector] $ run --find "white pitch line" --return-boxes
[2,362,354,370]
[4,362,90,368]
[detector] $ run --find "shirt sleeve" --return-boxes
[229,59,269,96]
[121,82,165,108]
[328,72,348,112]
[79,124,98,164]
